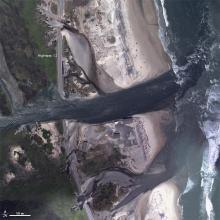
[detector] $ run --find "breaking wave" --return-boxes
[156,0,220,218]
[200,85,220,219]
[182,177,196,195]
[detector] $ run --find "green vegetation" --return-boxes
[42,128,52,140]
[0,1,46,100]
[21,0,57,81]
[48,193,87,220]
[72,210,88,220]
[40,128,54,153]
[0,128,87,220]
[92,183,118,211]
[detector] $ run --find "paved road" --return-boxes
[57,0,65,97]
[56,1,95,219]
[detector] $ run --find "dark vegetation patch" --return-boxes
[92,183,117,211]
[0,87,11,115]
[91,182,126,211]
[63,37,97,97]
[78,145,126,176]
[0,127,81,220]
[0,0,56,101]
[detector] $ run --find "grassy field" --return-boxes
[48,192,88,220]
[21,0,57,82]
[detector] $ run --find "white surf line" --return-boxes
[200,85,220,220]
[155,0,185,86]
[200,145,216,220]
[160,0,169,27]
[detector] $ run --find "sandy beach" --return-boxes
[63,0,174,173]
[121,0,171,84]
[68,0,171,88]
[135,180,181,220]
[61,0,179,219]
[112,179,181,220]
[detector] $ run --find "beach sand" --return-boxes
[62,0,179,219]
[130,110,172,173]
[120,0,171,86]
[135,180,181,220]
[64,0,173,173]
[71,0,171,88]
[113,180,181,220]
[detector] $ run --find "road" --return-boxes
[0,43,24,111]
[57,0,65,98]
[56,1,95,219]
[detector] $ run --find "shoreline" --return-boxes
[68,0,180,219]
[71,0,171,88]
[60,0,179,219]
[64,0,175,175]
[113,180,181,220]
[63,0,179,219]
[122,0,171,85]
[135,180,181,220]
[0,0,181,219]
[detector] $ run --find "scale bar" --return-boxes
[9,215,31,217]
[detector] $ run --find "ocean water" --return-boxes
[0,1,219,218]
[158,0,220,219]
